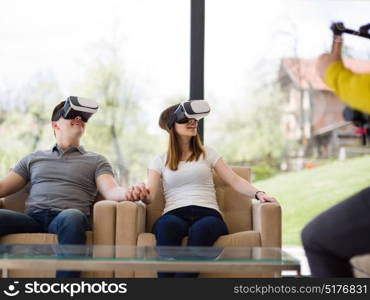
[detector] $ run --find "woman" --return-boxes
[146,103,278,277]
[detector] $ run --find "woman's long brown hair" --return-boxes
[159,104,205,171]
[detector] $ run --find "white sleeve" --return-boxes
[148,154,164,174]
[205,146,222,167]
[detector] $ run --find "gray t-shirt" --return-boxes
[12,144,114,215]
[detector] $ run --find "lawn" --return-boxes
[255,155,370,245]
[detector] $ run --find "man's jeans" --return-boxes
[152,205,228,278]
[0,208,90,278]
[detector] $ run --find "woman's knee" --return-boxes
[153,215,186,234]
[191,216,228,236]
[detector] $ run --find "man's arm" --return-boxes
[96,173,148,202]
[316,35,370,114]
[0,171,27,198]
[324,62,370,114]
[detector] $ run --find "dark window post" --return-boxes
[190,0,205,142]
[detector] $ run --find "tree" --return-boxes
[77,39,159,186]
[0,74,61,176]
[20,72,62,152]
[209,83,284,168]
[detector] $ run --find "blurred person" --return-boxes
[0,99,148,278]
[301,37,370,277]
[316,35,370,112]
[144,102,278,278]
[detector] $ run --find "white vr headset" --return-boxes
[167,100,210,129]
[53,96,99,122]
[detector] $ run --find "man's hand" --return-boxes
[316,35,343,80]
[124,182,150,203]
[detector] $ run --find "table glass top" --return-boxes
[0,244,299,265]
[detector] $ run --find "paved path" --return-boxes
[282,245,310,277]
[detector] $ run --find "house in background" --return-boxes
[278,57,370,169]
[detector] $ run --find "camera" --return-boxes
[330,22,370,39]
[330,22,370,145]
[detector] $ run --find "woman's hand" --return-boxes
[256,192,278,203]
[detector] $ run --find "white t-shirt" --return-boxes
[148,146,222,215]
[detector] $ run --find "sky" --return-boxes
[0,0,369,134]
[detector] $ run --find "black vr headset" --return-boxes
[53,96,99,123]
[167,100,210,129]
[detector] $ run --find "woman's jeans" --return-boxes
[152,205,228,278]
[0,208,90,278]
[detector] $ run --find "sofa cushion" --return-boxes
[351,254,370,278]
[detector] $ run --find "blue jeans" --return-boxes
[0,208,90,278]
[152,205,228,278]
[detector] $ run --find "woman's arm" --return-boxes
[145,169,162,205]
[213,159,277,203]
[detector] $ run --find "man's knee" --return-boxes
[57,209,89,227]
[301,223,311,247]
[0,209,42,236]
[0,209,13,224]
[301,218,320,249]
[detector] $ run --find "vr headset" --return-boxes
[53,96,99,122]
[167,100,210,129]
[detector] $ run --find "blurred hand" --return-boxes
[135,182,150,204]
[124,183,150,203]
[317,35,343,80]
[257,192,278,203]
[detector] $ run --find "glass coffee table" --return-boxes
[0,244,301,277]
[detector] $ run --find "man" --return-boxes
[0,99,149,277]
[301,37,370,277]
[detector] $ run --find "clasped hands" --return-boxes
[124,183,150,204]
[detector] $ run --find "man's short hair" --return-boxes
[51,101,65,122]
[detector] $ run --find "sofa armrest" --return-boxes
[91,200,117,278]
[93,200,117,246]
[116,201,146,246]
[114,201,146,278]
[252,201,282,247]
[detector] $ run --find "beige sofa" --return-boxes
[0,186,117,277]
[115,167,282,277]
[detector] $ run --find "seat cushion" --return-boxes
[0,231,93,244]
[135,231,262,278]
[351,254,370,278]
[137,231,261,247]
[137,232,156,246]
[213,231,261,247]
[0,231,93,278]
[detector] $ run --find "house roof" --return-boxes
[280,57,370,91]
